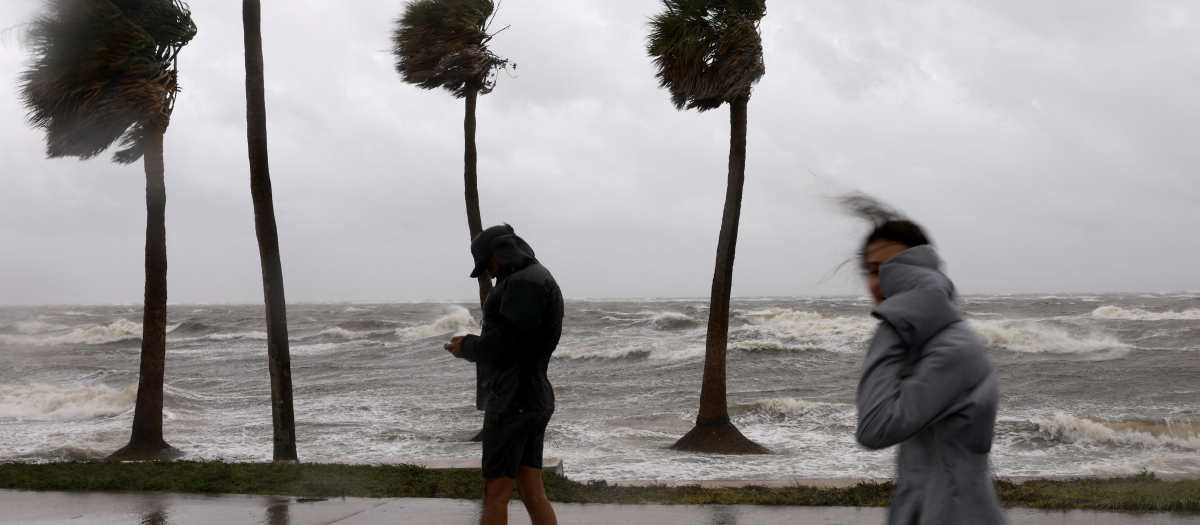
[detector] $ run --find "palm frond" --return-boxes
[647,0,766,111]
[392,0,511,98]
[18,0,196,164]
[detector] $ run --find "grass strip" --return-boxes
[1,462,1197,511]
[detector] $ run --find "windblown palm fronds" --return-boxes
[647,0,766,111]
[392,0,510,98]
[19,0,196,164]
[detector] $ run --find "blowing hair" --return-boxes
[838,193,931,263]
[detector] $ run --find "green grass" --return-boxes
[0,462,1197,511]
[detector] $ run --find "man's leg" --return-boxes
[481,476,515,525]
[515,465,557,525]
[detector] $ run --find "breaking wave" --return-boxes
[14,321,69,334]
[396,307,479,340]
[968,320,1127,354]
[204,331,268,341]
[1035,413,1200,450]
[739,309,878,338]
[0,320,145,346]
[749,398,853,417]
[554,344,705,360]
[0,383,136,420]
[314,327,374,340]
[729,341,826,353]
[1091,306,1200,321]
[647,312,702,330]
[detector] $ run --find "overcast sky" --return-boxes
[1,0,1198,305]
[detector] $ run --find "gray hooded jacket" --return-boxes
[857,245,1005,525]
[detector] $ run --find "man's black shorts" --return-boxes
[481,409,553,479]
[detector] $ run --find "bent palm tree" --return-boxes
[648,0,769,454]
[19,0,197,460]
[391,0,511,310]
[243,0,298,462]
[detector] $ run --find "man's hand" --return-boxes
[444,335,471,361]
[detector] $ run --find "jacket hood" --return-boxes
[871,245,960,349]
[493,233,538,278]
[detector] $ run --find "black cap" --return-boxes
[469,224,515,278]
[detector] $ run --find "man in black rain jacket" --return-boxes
[444,224,563,525]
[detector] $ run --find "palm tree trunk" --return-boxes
[465,85,492,444]
[671,94,768,454]
[107,123,180,461]
[464,86,493,310]
[244,0,298,463]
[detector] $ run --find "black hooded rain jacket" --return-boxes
[460,233,563,414]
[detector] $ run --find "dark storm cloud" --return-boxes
[2,0,1198,305]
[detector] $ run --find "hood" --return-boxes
[492,233,538,278]
[871,245,960,349]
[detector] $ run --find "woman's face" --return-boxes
[862,240,910,304]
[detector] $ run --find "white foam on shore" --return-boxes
[968,320,1127,354]
[1035,413,1200,450]
[1091,306,1200,321]
[0,383,136,420]
[396,307,479,340]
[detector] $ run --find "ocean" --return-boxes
[1,293,1198,482]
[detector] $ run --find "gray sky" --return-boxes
[2,0,1198,305]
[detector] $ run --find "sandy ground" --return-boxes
[4,489,1200,525]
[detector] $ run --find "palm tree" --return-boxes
[243,0,298,462]
[19,0,197,460]
[648,0,770,454]
[391,0,511,311]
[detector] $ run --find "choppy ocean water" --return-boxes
[1,293,1198,481]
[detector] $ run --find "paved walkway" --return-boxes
[3,489,1199,524]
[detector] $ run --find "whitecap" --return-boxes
[0,383,136,420]
[1091,306,1200,321]
[748,397,853,417]
[205,331,268,341]
[15,322,69,334]
[1035,413,1200,450]
[739,309,878,338]
[314,327,373,340]
[646,312,702,330]
[729,341,825,353]
[0,319,144,346]
[396,306,480,340]
[553,344,704,360]
[968,320,1127,354]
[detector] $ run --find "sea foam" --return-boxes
[0,383,136,420]
[1091,306,1200,321]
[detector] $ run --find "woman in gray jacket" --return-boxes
[855,216,1006,525]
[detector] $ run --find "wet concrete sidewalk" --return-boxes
[4,489,1199,524]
